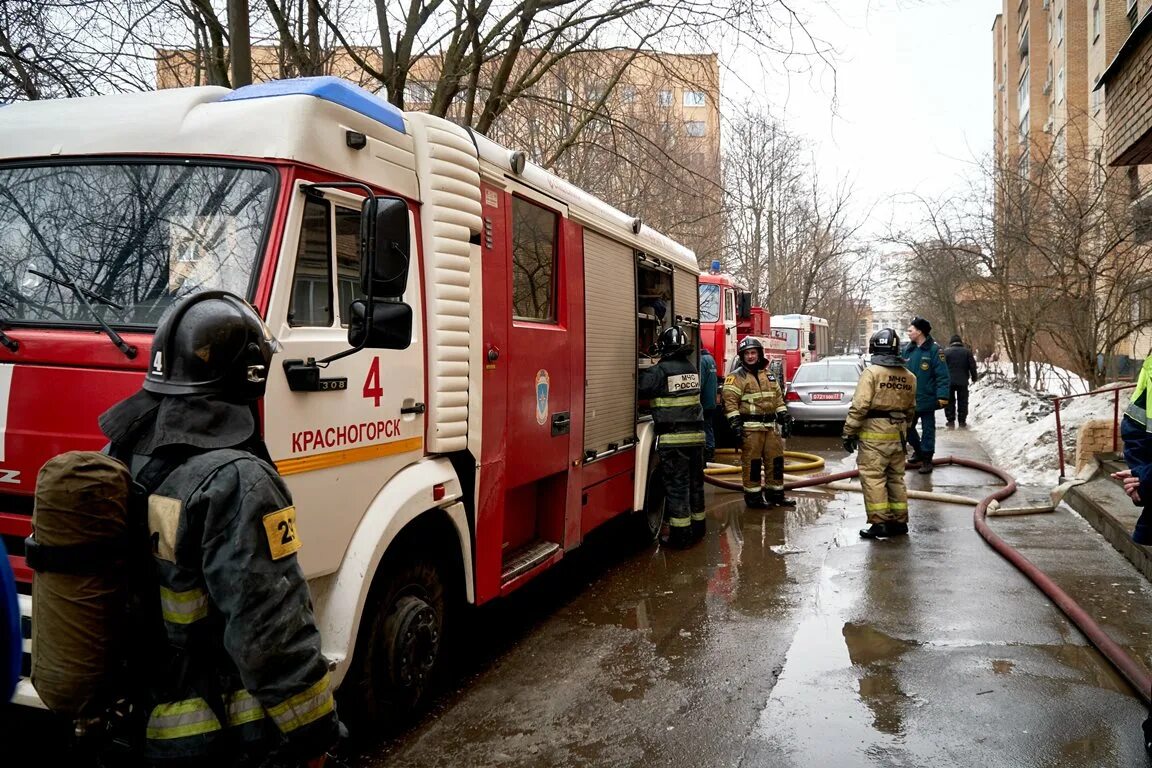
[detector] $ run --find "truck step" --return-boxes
[501,541,561,584]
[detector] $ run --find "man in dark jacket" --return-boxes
[902,316,951,474]
[98,291,341,767]
[700,346,719,463]
[943,334,979,428]
[639,326,707,547]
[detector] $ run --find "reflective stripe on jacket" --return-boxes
[843,364,917,441]
[638,355,706,446]
[138,449,338,763]
[721,365,788,431]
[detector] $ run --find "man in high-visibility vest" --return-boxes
[1113,353,1152,543]
[638,326,707,547]
[1111,352,1152,761]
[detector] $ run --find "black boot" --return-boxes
[691,518,706,542]
[859,522,890,539]
[886,521,909,536]
[767,490,796,508]
[917,454,934,474]
[660,522,695,549]
[745,492,771,509]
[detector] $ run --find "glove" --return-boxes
[778,411,793,438]
[842,435,858,454]
[937,399,949,409]
[728,415,744,441]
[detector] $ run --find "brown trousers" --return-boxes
[741,428,784,493]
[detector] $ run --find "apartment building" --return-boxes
[994,0,1152,371]
[155,46,722,266]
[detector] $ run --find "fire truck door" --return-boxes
[264,193,425,577]
[501,195,572,554]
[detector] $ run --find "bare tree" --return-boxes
[722,107,872,348]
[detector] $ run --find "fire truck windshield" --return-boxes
[698,283,720,322]
[0,161,275,327]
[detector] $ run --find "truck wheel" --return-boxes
[343,555,446,736]
[636,454,665,542]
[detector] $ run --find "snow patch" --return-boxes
[967,365,1129,488]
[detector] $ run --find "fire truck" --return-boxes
[0,77,702,720]
[697,264,785,380]
[769,313,830,378]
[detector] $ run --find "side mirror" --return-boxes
[348,300,413,350]
[808,330,817,351]
[737,291,753,320]
[361,197,411,297]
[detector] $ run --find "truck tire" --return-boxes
[635,452,665,543]
[342,554,447,737]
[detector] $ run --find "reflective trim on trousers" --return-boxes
[667,516,692,528]
[160,586,209,625]
[266,673,335,735]
[658,431,706,447]
[743,485,762,493]
[690,511,707,522]
[865,502,891,512]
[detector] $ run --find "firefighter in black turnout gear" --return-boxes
[639,326,707,548]
[723,337,795,509]
[97,291,341,767]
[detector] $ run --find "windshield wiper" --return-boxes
[31,267,136,359]
[27,269,123,310]
[0,323,17,353]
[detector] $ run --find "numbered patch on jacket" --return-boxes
[262,506,302,560]
[667,373,700,392]
[148,495,182,563]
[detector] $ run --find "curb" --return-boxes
[1063,469,1152,583]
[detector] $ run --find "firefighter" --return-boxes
[97,291,341,767]
[843,328,918,539]
[723,337,795,509]
[639,326,707,547]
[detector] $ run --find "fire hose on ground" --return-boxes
[702,451,1152,705]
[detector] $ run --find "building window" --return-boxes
[657,89,673,107]
[683,90,706,107]
[405,81,433,104]
[620,85,637,104]
[1130,0,1139,30]
[685,120,707,137]
[511,196,558,322]
[1057,67,1065,104]
[1057,10,1064,46]
[1018,65,1030,119]
[1091,84,1103,114]
[1093,1,1101,41]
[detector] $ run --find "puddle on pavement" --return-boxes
[991,659,1016,675]
[748,565,924,759]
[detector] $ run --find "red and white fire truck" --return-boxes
[769,313,830,379]
[0,77,701,719]
[697,264,786,380]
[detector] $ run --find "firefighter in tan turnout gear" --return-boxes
[843,328,918,539]
[723,337,796,509]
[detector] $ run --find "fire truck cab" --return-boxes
[769,313,830,379]
[0,77,699,720]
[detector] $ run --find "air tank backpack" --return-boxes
[25,448,181,749]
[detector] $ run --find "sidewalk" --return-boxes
[926,417,1152,677]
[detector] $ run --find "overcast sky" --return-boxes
[719,0,1004,239]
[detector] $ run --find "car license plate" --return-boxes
[811,392,842,401]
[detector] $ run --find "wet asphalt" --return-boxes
[356,421,1152,768]
[7,420,1152,767]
